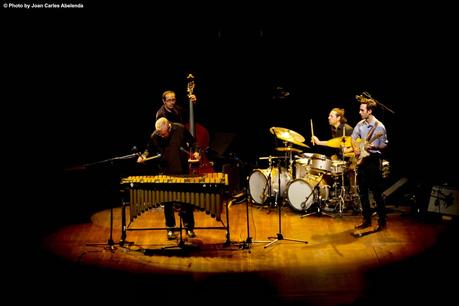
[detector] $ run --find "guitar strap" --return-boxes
[366,120,379,141]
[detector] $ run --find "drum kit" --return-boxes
[248,126,361,216]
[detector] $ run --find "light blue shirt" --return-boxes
[351,117,388,155]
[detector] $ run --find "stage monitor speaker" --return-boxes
[382,177,409,200]
[427,185,459,216]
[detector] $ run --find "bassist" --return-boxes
[351,96,388,232]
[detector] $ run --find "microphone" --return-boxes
[131,146,142,157]
[356,91,372,101]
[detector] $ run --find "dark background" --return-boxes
[5,4,457,226]
[3,3,458,305]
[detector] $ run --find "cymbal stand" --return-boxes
[349,169,362,214]
[334,171,346,217]
[301,173,335,218]
[264,161,308,249]
[264,156,275,207]
[335,143,348,217]
[286,143,294,179]
[338,141,361,215]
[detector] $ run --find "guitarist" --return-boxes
[351,97,388,232]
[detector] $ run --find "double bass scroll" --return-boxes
[186,74,214,174]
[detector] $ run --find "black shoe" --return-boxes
[167,230,177,240]
[186,230,196,238]
[355,221,371,229]
[374,223,387,232]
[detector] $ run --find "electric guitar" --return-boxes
[352,132,384,166]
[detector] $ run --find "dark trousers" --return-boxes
[357,155,386,224]
[164,202,195,230]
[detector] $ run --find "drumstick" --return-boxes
[310,119,315,146]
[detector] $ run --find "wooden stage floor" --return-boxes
[37,201,457,306]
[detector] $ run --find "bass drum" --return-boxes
[248,167,291,205]
[287,175,329,212]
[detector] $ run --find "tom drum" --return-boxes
[330,160,348,176]
[294,158,311,178]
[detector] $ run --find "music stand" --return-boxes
[80,152,139,251]
[264,161,308,249]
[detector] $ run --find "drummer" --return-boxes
[311,107,353,160]
[310,108,361,212]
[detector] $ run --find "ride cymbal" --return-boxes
[270,127,309,147]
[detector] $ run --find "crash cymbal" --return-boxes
[292,141,310,148]
[270,127,309,147]
[270,126,305,143]
[275,147,302,153]
[325,136,352,148]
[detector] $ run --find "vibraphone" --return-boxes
[119,172,231,244]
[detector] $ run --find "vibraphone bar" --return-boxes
[119,173,231,244]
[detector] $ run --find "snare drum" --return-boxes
[330,160,347,175]
[310,154,332,173]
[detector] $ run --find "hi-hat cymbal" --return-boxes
[344,152,355,158]
[270,127,309,147]
[325,136,352,148]
[275,147,302,153]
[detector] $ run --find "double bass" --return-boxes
[186,74,214,174]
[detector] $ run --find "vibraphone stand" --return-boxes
[160,207,198,254]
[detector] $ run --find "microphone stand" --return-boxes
[264,159,308,249]
[243,156,275,250]
[362,91,395,115]
[83,152,139,251]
